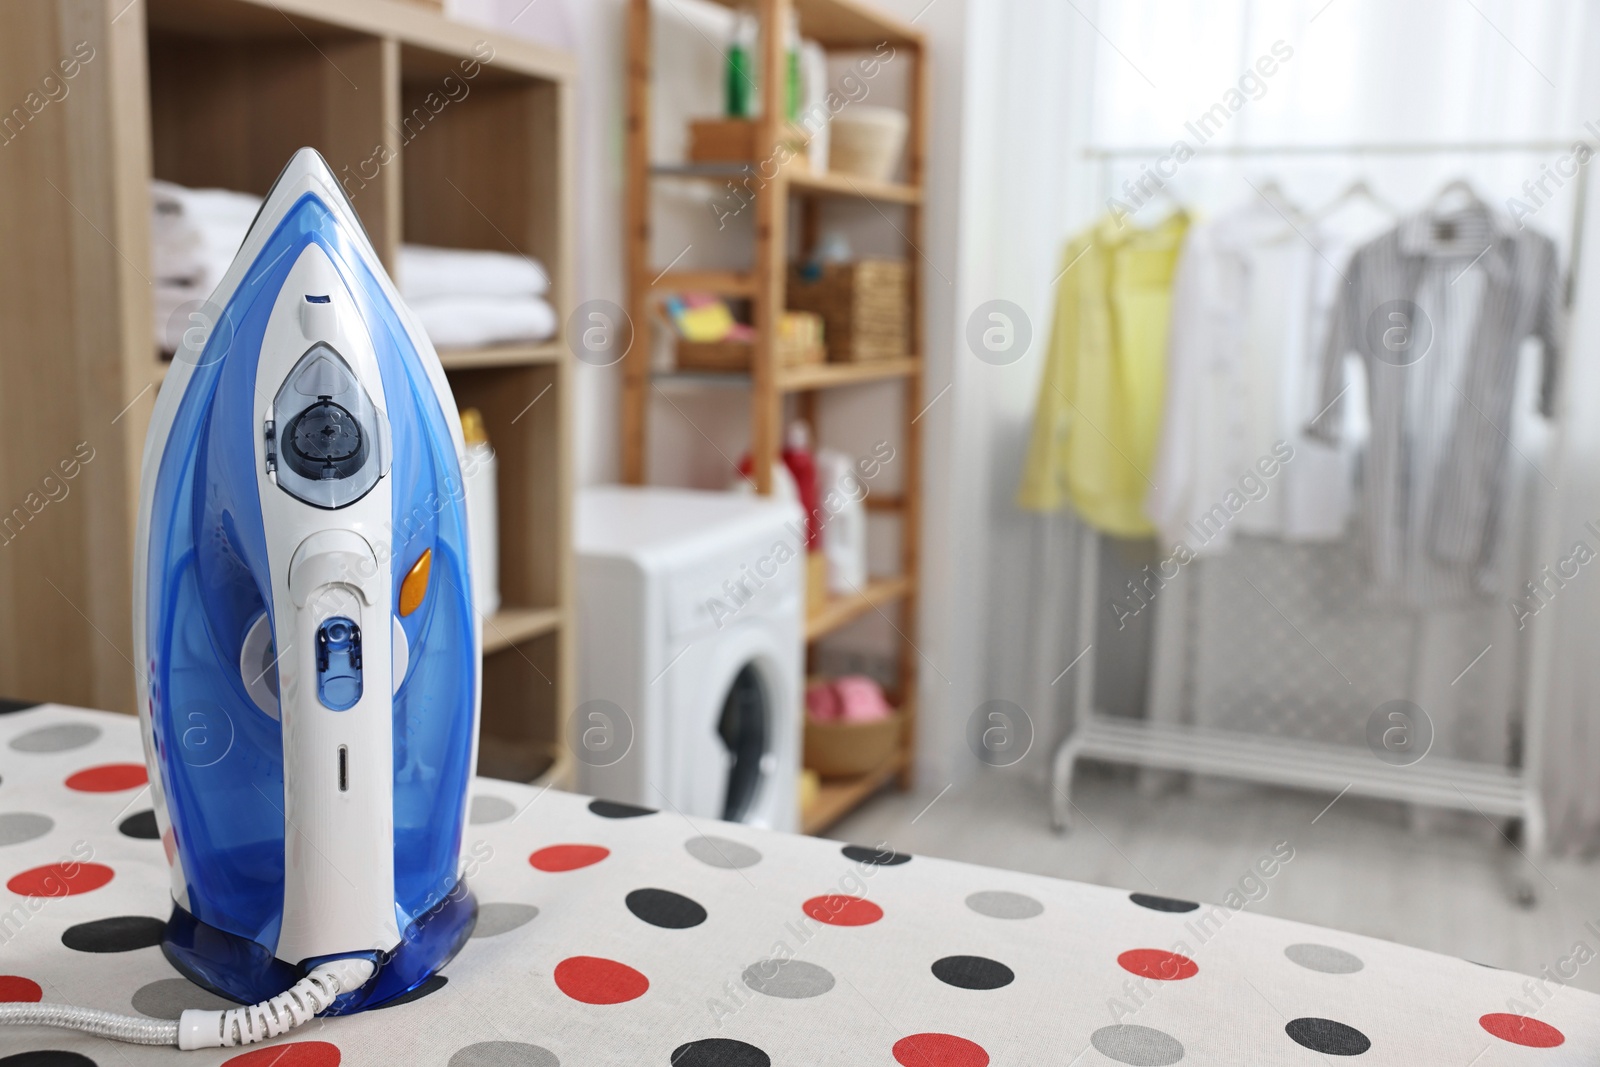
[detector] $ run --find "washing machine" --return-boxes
[575,486,804,831]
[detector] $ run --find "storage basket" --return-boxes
[787,259,908,362]
[675,311,825,372]
[828,106,907,182]
[688,118,809,168]
[803,713,902,778]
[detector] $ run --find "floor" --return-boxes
[826,764,1600,996]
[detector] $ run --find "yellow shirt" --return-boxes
[1017,211,1189,536]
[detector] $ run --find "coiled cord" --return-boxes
[0,957,374,1052]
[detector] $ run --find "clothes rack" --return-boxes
[1049,140,1591,905]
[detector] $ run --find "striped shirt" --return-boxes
[1310,204,1563,605]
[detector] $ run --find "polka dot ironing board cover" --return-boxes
[0,705,1592,1066]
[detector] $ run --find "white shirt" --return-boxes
[1147,198,1369,555]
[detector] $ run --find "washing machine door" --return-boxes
[717,663,768,822]
[668,619,798,830]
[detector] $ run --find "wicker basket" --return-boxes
[828,106,908,182]
[688,118,809,167]
[675,311,825,372]
[787,260,908,362]
[803,713,902,779]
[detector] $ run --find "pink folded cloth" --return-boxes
[806,680,842,721]
[833,675,892,723]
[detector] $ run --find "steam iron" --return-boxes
[106,149,475,1048]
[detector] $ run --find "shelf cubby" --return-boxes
[146,17,399,262]
[477,629,564,785]
[0,0,574,781]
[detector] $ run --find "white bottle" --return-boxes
[460,408,500,617]
[817,448,866,595]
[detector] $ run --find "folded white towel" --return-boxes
[412,295,558,349]
[150,180,261,289]
[399,244,549,302]
[151,179,262,225]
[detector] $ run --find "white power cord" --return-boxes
[0,957,374,1051]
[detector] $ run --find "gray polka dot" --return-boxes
[965,890,1044,919]
[1091,1025,1184,1066]
[449,1041,560,1067]
[742,959,835,999]
[1285,943,1364,974]
[471,902,539,938]
[0,812,53,847]
[684,835,761,869]
[131,978,238,1019]
[470,795,516,825]
[9,722,101,753]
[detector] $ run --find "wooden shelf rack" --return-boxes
[0,0,576,789]
[623,0,925,835]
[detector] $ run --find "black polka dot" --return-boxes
[1286,1018,1371,1055]
[0,1052,98,1066]
[589,799,656,819]
[626,888,707,929]
[841,844,911,866]
[373,973,447,1009]
[931,955,1014,990]
[670,1038,770,1067]
[0,698,39,715]
[118,810,159,840]
[1129,892,1199,913]
[60,916,165,953]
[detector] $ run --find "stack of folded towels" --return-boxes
[397,244,555,349]
[151,180,261,352]
[150,179,557,352]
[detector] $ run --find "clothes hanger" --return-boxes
[1121,179,1186,230]
[1424,178,1492,244]
[1247,176,1315,246]
[1427,177,1485,215]
[1254,177,1308,221]
[1314,178,1399,221]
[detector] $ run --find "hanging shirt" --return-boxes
[1147,199,1375,555]
[1310,203,1563,605]
[1018,211,1189,536]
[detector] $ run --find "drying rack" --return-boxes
[1049,139,1593,903]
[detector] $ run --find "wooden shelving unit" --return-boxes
[801,747,907,835]
[624,0,925,834]
[804,575,913,643]
[0,0,576,787]
[436,341,565,371]
[777,356,920,392]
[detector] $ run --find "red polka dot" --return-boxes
[162,826,178,866]
[0,976,42,1002]
[222,1041,341,1066]
[893,1033,990,1067]
[802,894,883,926]
[529,844,610,872]
[1117,948,1198,981]
[1480,1013,1564,1048]
[65,763,148,792]
[6,862,114,897]
[553,956,648,1005]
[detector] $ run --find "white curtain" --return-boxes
[966,0,1600,850]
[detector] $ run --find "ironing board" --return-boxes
[0,705,1590,1065]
